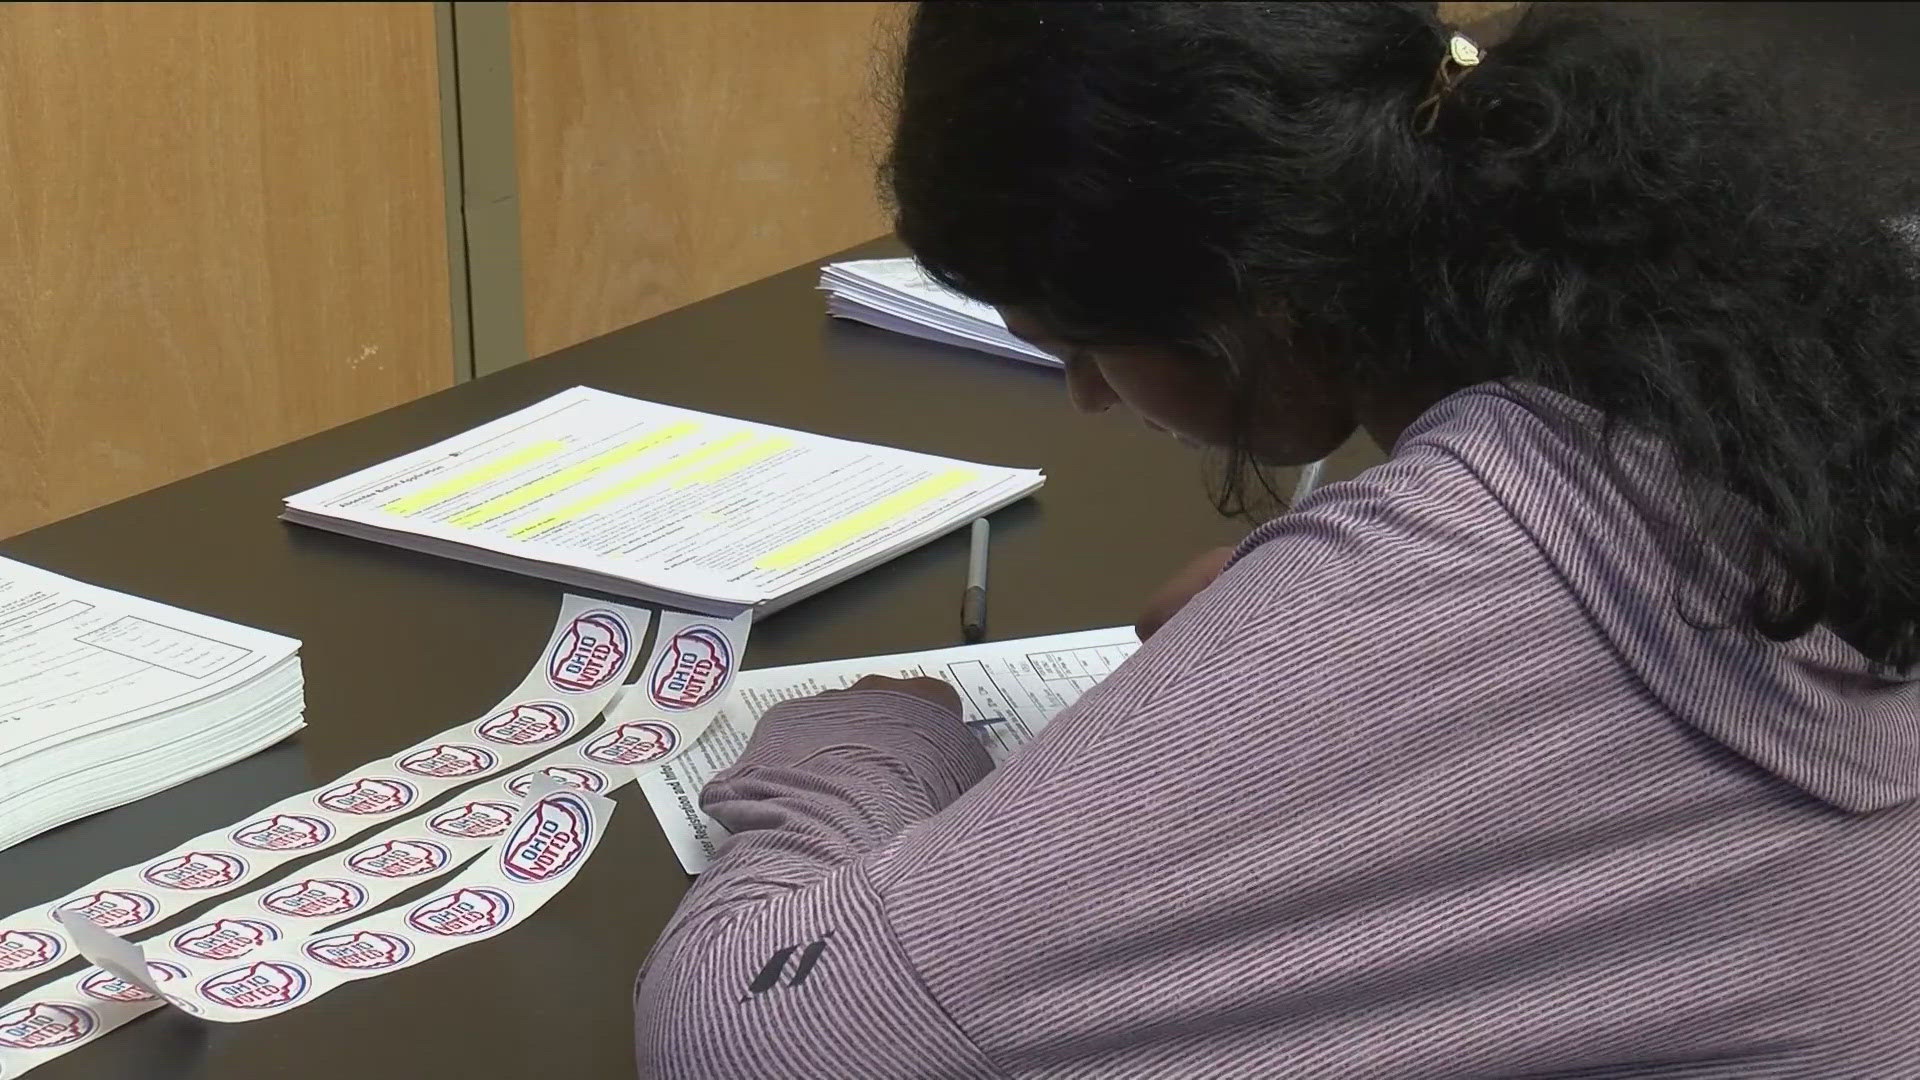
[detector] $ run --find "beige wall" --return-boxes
[0,2,454,537]
[510,2,900,358]
[505,1,1514,359]
[0,1,1519,537]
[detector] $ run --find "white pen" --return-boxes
[961,518,990,643]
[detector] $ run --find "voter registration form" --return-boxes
[637,627,1138,873]
[0,557,303,848]
[0,560,295,764]
[283,387,1044,613]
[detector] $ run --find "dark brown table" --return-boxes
[0,241,1380,1079]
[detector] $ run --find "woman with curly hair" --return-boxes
[637,4,1920,1075]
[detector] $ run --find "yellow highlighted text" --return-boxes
[756,470,975,570]
[674,437,793,487]
[509,431,755,538]
[382,441,566,516]
[449,423,697,528]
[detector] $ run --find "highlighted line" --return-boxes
[382,441,566,516]
[449,423,698,528]
[673,437,793,487]
[756,470,976,571]
[509,431,756,539]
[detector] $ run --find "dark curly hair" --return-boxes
[883,1,1920,670]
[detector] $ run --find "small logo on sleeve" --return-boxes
[0,930,64,972]
[476,702,574,745]
[649,627,732,710]
[171,918,281,960]
[547,611,632,692]
[302,931,415,971]
[141,851,248,891]
[406,888,513,936]
[741,933,831,1004]
[230,813,335,850]
[199,962,312,1010]
[314,777,418,815]
[398,743,498,777]
[0,1003,97,1049]
[584,720,678,765]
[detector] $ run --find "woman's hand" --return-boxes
[839,674,963,714]
[1136,545,1238,640]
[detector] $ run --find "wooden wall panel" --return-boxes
[1440,2,1522,24]
[511,2,900,358]
[0,2,453,538]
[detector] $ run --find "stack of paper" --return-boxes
[637,625,1139,873]
[284,387,1045,616]
[0,557,304,850]
[821,258,1060,368]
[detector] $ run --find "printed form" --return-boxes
[838,257,1013,329]
[637,627,1138,873]
[0,558,297,767]
[283,387,1044,610]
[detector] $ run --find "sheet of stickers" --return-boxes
[0,595,749,1076]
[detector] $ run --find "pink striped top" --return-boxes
[635,383,1920,1078]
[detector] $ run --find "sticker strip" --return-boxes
[53,779,611,1023]
[185,778,613,1021]
[0,596,649,993]
[597,609,752,771]
[128,719,633,966]
[1,780,612,1072]
[0,753,594,1072]
[0,604,752,1076]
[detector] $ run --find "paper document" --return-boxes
[637,626,1138,873]
[283,387,1044,613]
[821,258,1060,368]
[0,557,303,850]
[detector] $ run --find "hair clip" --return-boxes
[1414,31,1483,135]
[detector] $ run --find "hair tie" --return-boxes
[1413,31,1483,135]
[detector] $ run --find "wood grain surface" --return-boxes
[511,2,901,357]
[0,2,453,536]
